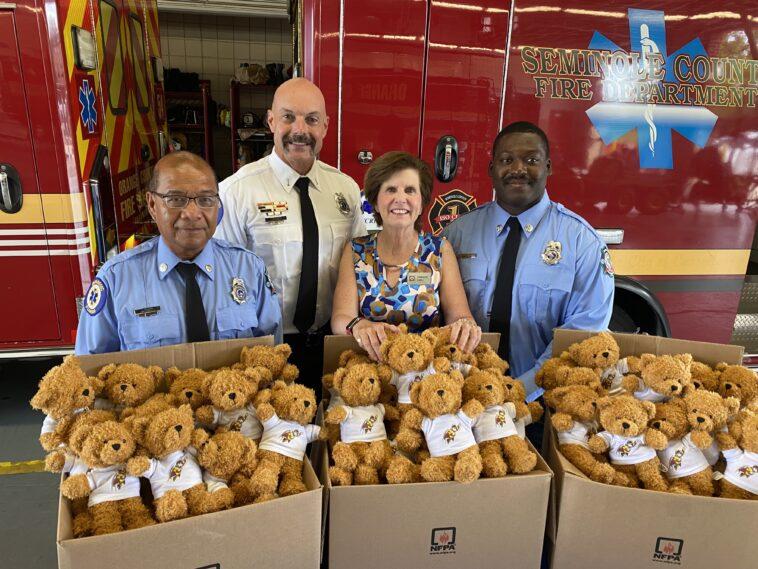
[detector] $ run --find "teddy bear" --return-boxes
[500,375,543,439]
[535,356,576,392]
[462,369,537,476]
[238,344,299,385]
[30,355,106,453]
[326,363,398,485]
[552,366,603,393]
[250,381,324,502]
[428,327,477,376]
[195,368,269,442]
[395,370,484,483]
[682,389,740,466]
[60,420,155,535]
[473,343,509,374]
[626,353,692,402]
[689,361,720,392]
[718,409,758,499]
[588,395,670,491]
[715,363,758,408]
[648,399,714,495]
[562,332,638,394]
[97,363,164,415]
[192,429,259,505]
[547,385,632,486]
[164,367,210,409]
[126,404,233,521]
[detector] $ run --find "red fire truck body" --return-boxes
[302,0,758,344]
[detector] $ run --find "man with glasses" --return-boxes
[75,151,282,354]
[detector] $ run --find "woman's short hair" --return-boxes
[363,151,433,231]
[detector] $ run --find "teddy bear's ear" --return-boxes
[715,362,729,372]
[673,354,693,370]
[89,376,105,395]
[165,367,182,388]
[409,381,422,406]
[641,400,657,420]
[380,338,393,362]
[30,388,52,411]
[449,369,465,387]
[125,416,149,442]
[239,346,251,361]
[97,363,118,381]
[271,380,288,392]
[337,350,356,368]
[420,329,438,345]
[275,344,292,358]
[595,396,614,410]
[639,353,656,368]
[377,364,393,385]
[148,365,164,386]
[724,396,741,418]
[332,368,348,392]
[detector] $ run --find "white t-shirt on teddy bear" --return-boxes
[391,363,437,404]
[258,413,320,460]
[601,359,630,394]
[450,362,473,377]
[422,411,477,457]
[595,432,657,465]
[143,449,204,499]
[472,403,518,443]
[721,448,758,495]
[556,420,598,449]
[701,425,728,466]
[514,412,534,439]
[326,388,345,412]
[203,471,230,494]
[211,403,262,440]
[338,404,387,443]
[86,465,141,507]
[63,452,90,477]
[633,377,668,403]
[40,399,112,437]
[657,433,710,478]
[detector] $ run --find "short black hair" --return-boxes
[492,121,550,158]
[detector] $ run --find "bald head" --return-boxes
[267,78,329,175]
[149,151,216,193]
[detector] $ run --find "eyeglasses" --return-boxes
[149,192,221,209]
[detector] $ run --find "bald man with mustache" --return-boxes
[215,79,366,394]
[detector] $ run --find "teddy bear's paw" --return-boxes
[508,450,538,474]
[253,492,276,503]
[354,464,380,485]
[385,455,417,484]
[155,490,188,522]
[72,512,93,538]
[421,457,454,482]
[395,429,423,454]
[481,454,508,478]
[690,430,713,449]
[453,457,482,484]
[329,466,353,487]
[120,497,156,529]
[668,481,693,495]
[332,443,359,471]
[278,478,306,497]
[591,463,616,485]
[61,474,92,500]
[45,450,67,473]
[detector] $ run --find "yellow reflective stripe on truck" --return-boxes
[610,249,750,276]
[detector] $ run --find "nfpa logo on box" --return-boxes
[653,537,683,565]
[430,527,456,555]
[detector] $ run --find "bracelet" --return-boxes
[346,316,363,335]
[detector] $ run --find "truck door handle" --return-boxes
[596,228,624,245]
[434,135,458,183]
[0,164,22,214]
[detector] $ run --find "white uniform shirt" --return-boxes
[391,363,438,404]
[722,448,758,495]
[421,411,477,457]
[143,449,204,499]
[657,434,710,479]
[338,404,387,443]
[600,359,629,393]
[556,420,598,449]
[216,152,366,334]
[633,377,668,403]
[472,403,519,443]
[86,465,141,506]
[595,432,657,465]
[211,403,262,440]
[258,412,321,460]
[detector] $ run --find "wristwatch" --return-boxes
[346,316,363,335]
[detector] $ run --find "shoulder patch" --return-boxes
[84,278,108,316]
[600,246,615,277]
[264,268,277,295]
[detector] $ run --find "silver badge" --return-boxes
[335,192,351,215]
[231,277,247,304]
[541,241,562,265]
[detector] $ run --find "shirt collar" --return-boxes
[268,150,321,193]
[157,237,215,281]
[493,191,551,239]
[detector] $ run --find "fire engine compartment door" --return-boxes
[0,8,62,342]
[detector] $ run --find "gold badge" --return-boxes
[541,241,562,265]
[231,277,247,304]
[335,192,351,215]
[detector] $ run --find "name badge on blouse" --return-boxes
[407,272,432,285]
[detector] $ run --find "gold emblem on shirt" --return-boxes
[335,192,351,215]
[495,410,507,427]
[444,424,460,443]
[541,241,562,265]
[169,457,187,481]
[361,415,378,433]
[112,469,127,489]
[281,429,302,443]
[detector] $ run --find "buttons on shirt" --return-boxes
[159,263,168,273]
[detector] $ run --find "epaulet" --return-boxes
[212,238,267,265]
[553,202,604,243]
[102,238,158,270]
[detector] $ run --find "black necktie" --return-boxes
[176,263,210,343]
[490,217,521,362]
[293,177,319,333]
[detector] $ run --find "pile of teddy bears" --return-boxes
[30,344,324,537]
[538,331,758,499]
[323,325,543,487]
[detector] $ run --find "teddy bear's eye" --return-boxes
[692,409,698,413]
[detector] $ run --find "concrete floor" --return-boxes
[0,357,62,569]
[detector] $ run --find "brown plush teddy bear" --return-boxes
[547,385,632,486]
[428,327,477,376]
[562,332,638,394]
[552,366,604,393]
[238,344,299,385]
[250,381,323,502]
[31,355,105,453]
[500,375,543,439]
[649,399,714,495]
[192,430,259,506]
[462,369,537,476]
[396,370,484,483]
[716,363,758,409]
[97,363,164,415]
[682,389,740,466]
[165,367,210,409]
[718,409,758,499]
[627,353,692,402]
[535,356,576,391]
[61,420,155,535]
[327,363,398,485]
[473,343,509,374]
[689,361,720,392]
[126,404,233,521]
[195,368,269,441]
[588,395,670,491]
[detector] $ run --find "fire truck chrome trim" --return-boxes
[596,229,624,245]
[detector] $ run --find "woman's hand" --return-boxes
[448,317,481,354]
[352,320,399,362]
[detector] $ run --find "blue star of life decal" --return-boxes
[586,8,717,169]
[79,79,98,134]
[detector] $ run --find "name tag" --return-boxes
[407,272,432,285]
[264,215,287,224]
[457,253,477,259]
[134,306,161,317]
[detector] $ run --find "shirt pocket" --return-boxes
[519,263,574,326]
[216,304,259,339]
[457,257,488,316]
[253,222,303,294]
[120,313,182,350]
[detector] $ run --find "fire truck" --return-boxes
[0,0,167,355]
[300,0,758,347]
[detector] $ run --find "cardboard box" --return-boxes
[57,337,323,569]
[321,334,553,569]
[547,329,758,569]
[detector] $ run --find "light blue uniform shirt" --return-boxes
[443,192,614,395]
[75,237,282,354]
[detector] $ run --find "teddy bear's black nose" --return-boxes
[369,378,375,384]
[407,351,415,358]
[602,351,609,358]
[591,402,597,407]
[670,385,679,391]
[304,400,311,407]
[228,392,237,400]
[436,390,445,397]
[697,416,705,423]
[652,421,661,429]
[82,389,90,397]
[185,391,193,399]
[486,385,493,391]
[120,384,128,391]
[506,384,512,390]
[622,422,630,429]
[450,347,457,353]
[175,425,183,432]
[725,383,733,390]
[112,443,121,451]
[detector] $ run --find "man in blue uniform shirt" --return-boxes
[75,151,282,354]
[443,122,614,398]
